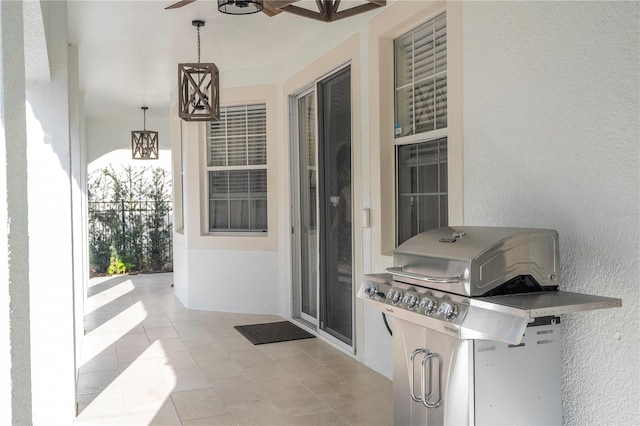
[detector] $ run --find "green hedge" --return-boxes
[88,165,173,276]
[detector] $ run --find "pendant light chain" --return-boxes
[141,106,148,131]
[197,25,201,64]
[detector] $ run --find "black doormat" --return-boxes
[234,321,315,345]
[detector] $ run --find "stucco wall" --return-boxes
[461,2,639,424]
[0,1,31,423]
[186,249,280,313]
[25,1,79,424]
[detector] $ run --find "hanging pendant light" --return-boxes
[132,107,159,160]
[178,20,220,122]
[218,0,264,15]
[218,0,263,15]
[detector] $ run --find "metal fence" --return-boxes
[89,200,173,273]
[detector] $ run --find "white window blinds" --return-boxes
[394,12,447,138]
[206,104,267,232]
[208,104,267,167]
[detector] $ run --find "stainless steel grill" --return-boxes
[388,227,560,296]
[358,226,621,425]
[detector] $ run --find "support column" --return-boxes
[0,0,32,424]
[25,1,77,424]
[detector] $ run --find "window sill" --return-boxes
[394,128,448,146]
[206,231,268,238]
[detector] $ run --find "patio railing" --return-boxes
[89,199,173,275]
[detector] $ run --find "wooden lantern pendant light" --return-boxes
[132,107,159,160]
[178,20,220,122]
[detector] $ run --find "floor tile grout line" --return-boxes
[77,274,391,425]
[294,373,354,426]
[259,342,354,425]
[169,316,239,425]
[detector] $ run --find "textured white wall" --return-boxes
[461,2,639,424]
[186,249,280,313]
[25,1,79,424]
[0,1,31,423]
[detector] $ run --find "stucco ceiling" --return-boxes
[67,0,381,120]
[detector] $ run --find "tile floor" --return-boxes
[75,273,392,425]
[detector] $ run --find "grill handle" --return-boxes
[409,348,427,403]
[421,352,443,409]
[386,267,461,284]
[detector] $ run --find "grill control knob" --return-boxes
[402,294,419,310]
[387,288,403,305]
[438,302,459,321]
[419,297,438,315]
[363,283,378,298]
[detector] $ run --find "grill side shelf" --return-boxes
[473,291,622,318]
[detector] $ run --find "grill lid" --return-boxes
[389,226,560,297]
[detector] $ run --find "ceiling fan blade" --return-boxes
[165,0,197,10]
[262,0,299,16]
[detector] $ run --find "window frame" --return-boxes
[205,103,268,234]
[393,11,449,246]
[394,11,447,145]
[395,136,448,246]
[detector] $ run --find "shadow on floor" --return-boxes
[75,273,393,425]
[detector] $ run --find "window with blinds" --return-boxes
[394,13,448,246]
[394,12,447,138]
[206,104,267,232]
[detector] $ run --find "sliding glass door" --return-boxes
[317,67,352,345]
[291,66,353,346]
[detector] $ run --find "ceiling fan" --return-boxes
[165,0,386,23]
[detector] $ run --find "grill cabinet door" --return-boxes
[393,318,473,425]
[393,319,427,425]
